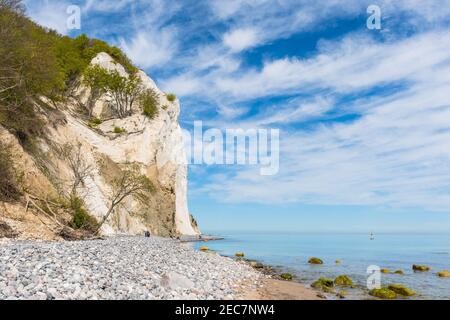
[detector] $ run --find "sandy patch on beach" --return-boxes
[240,279,321,300]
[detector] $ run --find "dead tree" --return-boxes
[57,142,94,197]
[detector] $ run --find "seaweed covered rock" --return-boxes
[388,284,416,296]
[380,268,390,274]
[369,288,397,299]
[311,277,334,293]
[394,270,404,275]
[437,270,450,278]
[280,273,293,281]
[199,246,209,251]
[334,275,353,286]
[235,252,245,258]
[412,265,430,272]
[335,259,342,264]
[249,261,264,269]
[308,257,324,265]
[337,291,348,299]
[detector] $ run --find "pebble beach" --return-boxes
[0,236,264,300]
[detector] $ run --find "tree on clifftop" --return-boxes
[83,65,142,118]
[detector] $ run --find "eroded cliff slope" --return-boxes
[0,52,199,239]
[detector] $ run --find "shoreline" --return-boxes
[189,240,323,300]
[0,235,322,300]
[238,278,321,300]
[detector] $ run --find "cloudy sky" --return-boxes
[25,0,450,232]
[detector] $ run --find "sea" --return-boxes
[193,231,449,300]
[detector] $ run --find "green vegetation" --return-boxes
[412,265,430,272]
[308,257,324,264]
[0,0,137,142]
[369,288,397,299]
[311,277,334,293]
[394,270,404,275]
[235,252,245,258]
[88,118,103,128]
[280,273,293,281]
[437,270,450,277]
[83,65,142,118]
[113,127,126,134]
[68,196,98,232]
[334,275,353,286]
[380,268,390,274]
[166,93,177,102]
[0,141,21,201]
[388,284,416,296]
[140,89,159,119]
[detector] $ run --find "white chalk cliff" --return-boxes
[0,52,199,238]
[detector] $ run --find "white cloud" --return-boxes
[192,28,450,211]
[25,0,72,34]
[83,0,135,13]
[120,28,178,69]
[223,28,260,52]
[161,73,202,96]
[183,30,450,102]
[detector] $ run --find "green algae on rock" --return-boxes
[280,273,293,281]
[388,284,416,296]
[437,270,450,278]
[394,270,404,275]
[380,268,390,274]
[369,288,397,299]
[337,290,348,299]
[308,257,324,264]
[311,277,334,293]
[334,275,353,286]
[235,252,245,258]
[412,265,430,272]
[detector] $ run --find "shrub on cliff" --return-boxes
[113,127,126,134]
[0,142,21,201]
[166,93,177,102]
[140,89,159,119]
[68,196,99,232]
[83,65,142,118]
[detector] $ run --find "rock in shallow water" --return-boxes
[388,284,416,296]
[369,288,397,299]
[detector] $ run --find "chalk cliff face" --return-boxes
[0,53,199,238]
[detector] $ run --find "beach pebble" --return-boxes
[0,236,263,300]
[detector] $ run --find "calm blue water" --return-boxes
[193,232,450,299]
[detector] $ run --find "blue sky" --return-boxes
[25,0,450,233]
